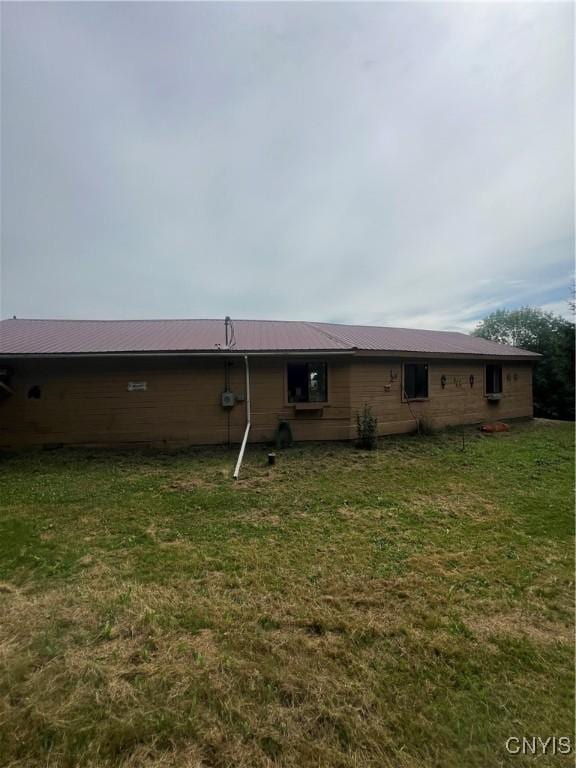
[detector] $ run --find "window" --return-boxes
[403,363,428,400]
[485,364,503,395]
[287,362,327,403]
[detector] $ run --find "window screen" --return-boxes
[485,364,503,395]
[287,362,328,403]
[404,363,428,399]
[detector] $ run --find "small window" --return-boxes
[287,362,327,403]
[404,363,428,400]
[485,364,503,395]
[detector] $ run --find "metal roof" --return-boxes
[0,318,540,359]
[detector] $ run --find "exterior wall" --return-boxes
[0,355,533,448]
[0,357,233,448]
[247,357,352,443]
[0,355,352,448]
[349,358,533,436]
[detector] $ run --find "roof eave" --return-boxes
[0,349,355,360]
[353,349,540,361]
[0,348,540,361]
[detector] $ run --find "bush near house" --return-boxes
[356,403,378,449]
[0,420,573,768]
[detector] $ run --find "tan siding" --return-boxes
[0,356,353,447]
[0,355,533,448]
[245,358,352,443]
[1,358,225,447]
[350,359,533,436]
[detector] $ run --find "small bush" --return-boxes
[356,404,378,450]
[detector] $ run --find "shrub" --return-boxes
[356,404,378,449]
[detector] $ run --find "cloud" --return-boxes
[539,299,574,322]
[1,2,573,331]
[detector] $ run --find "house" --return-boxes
[0,318,539,449]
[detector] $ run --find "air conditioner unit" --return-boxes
[221,391,236,408]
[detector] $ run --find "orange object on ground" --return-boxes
[480,422,510,433]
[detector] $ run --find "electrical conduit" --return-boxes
[233,355,251,480]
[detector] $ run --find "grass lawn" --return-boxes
[0,420,573,768]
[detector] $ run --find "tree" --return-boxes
[473,307,575,420]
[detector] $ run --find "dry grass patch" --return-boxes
[465,610,573,645]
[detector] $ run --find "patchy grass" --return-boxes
[0,420,573,767]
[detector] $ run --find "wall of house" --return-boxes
[349,358,533,436]
[246,357,352,442]
[0,357,230,448]
[0,355,353,448]
[0,355,533,448]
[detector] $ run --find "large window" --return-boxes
[485,364,503,395]
[403,363,429,400]
[287,362,328,403]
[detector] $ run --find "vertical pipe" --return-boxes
[245,355,251,424]
[224,360,231,447]
[233,355,251,480]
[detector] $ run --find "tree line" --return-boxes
[473,306,575,421]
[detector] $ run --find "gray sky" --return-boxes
[1,1,574,331]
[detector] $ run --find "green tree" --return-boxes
[473,307,575,420]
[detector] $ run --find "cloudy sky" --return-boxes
[1,2,573,331]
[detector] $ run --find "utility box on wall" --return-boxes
[221,391,236,408]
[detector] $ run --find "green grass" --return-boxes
[0,420,573,767]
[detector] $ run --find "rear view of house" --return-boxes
[0,318,538,448]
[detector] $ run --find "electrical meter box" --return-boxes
[221,391,236,408]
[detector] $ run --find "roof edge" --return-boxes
[0,349,540,361]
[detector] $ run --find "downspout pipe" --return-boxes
[233,355,251,480]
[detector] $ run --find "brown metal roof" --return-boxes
[0,318,540,359]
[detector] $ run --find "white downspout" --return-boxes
[233,355,251,480]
